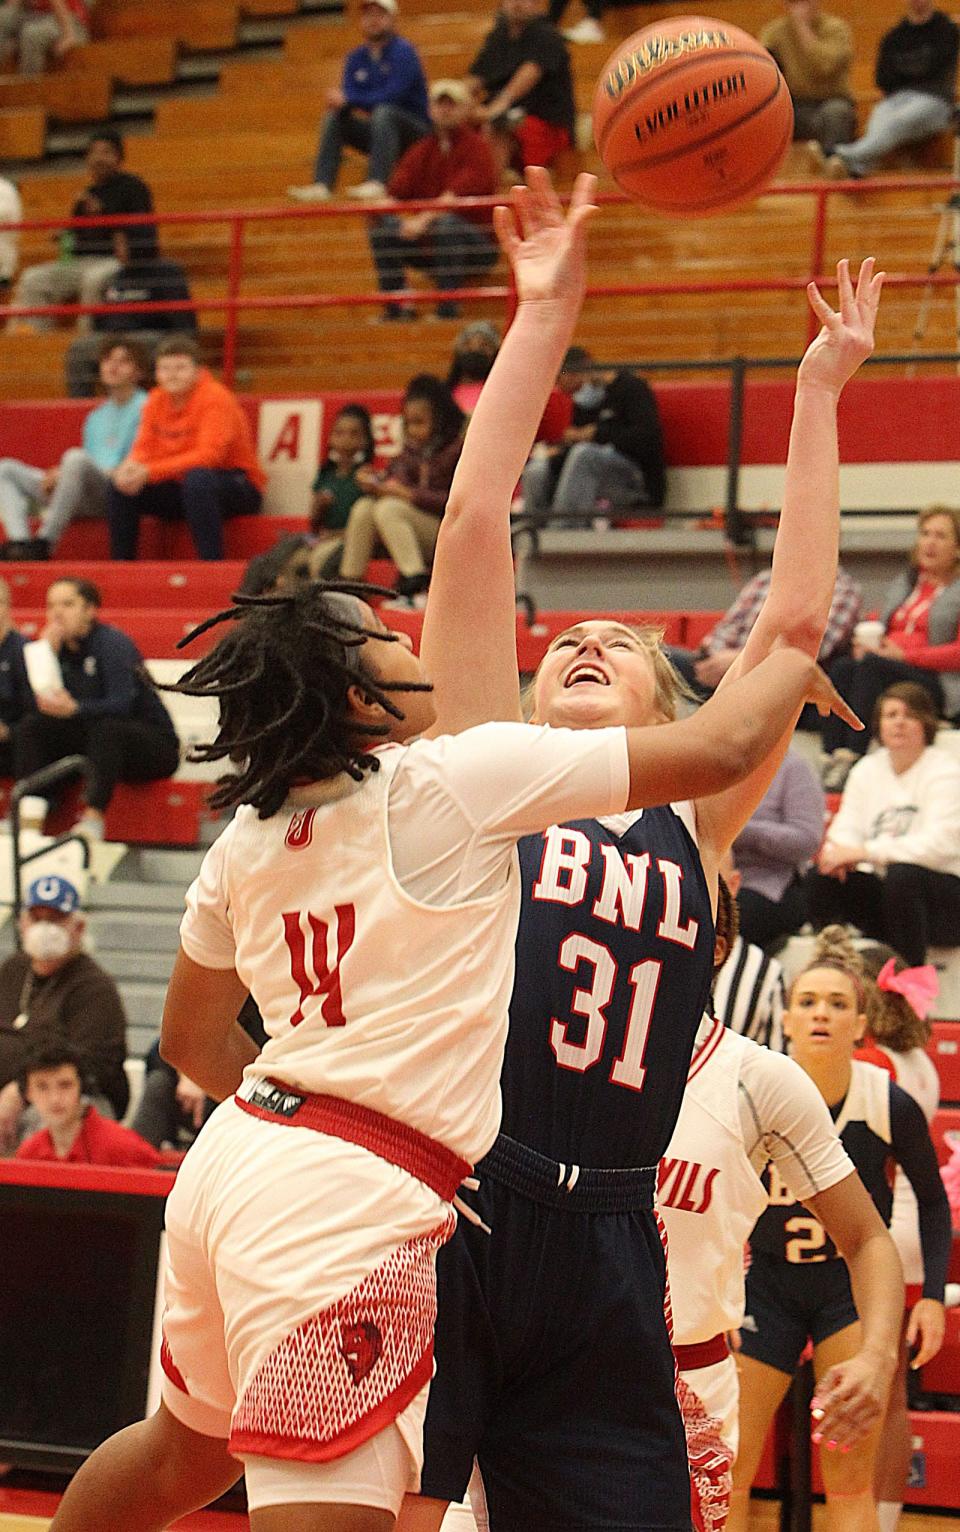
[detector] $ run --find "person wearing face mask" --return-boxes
[447,320,501,414]
[0,875,128,1155]
[520,345,667,523]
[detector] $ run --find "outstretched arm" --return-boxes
[421,168,597,738]
[695,257,884,867]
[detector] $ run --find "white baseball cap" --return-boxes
[430,79,469,105]
[362,0,397,14]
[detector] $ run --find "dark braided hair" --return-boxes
[713,875,740,974]
[171,581,432,819]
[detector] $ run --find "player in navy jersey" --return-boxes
[729,929,950,1532]
[395,175,884,1532]
[49,172,852,1532]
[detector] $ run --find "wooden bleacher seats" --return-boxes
[0,104,44,159]
[0,70,111,122]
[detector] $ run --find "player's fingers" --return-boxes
[836,257,855,325]
[806,281,836,328]
[492,203,520,259]
[857,255,881,309]
[569,171,599,218]
[825,693,864,729]
[512,182,536,241]
[532,162,566,224]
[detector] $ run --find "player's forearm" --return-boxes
[446,299,579,526]
[845,1228,903,1374]
[162,1021,258,1103]
[752,382,839,658]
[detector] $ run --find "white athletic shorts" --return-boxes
[677,1354,739,1532]
[160,1094,456,1515]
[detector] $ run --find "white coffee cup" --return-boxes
[854,619,885,652]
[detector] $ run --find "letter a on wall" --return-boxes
[257,400,323,513]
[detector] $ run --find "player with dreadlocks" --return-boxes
[51,174,856,1532]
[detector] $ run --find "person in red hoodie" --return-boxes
[369,78,498,321]
[107,335,266,561]
[16,1041,162,1169]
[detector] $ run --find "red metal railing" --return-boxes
[2,174,959,385]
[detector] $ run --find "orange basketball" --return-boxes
[593,16,794,217]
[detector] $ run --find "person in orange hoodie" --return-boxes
[107,334,266,560]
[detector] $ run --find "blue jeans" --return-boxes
[369,212,498,304]
[522,441,649,521]
[835,90,952,176]
[313,103,428,188]
[107,468,262,561]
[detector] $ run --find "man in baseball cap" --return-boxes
[0,868,128,1152]
[288,0,430,202]
[367,71,498,319]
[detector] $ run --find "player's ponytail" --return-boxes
[169,581,432,819]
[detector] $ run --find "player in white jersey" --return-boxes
[48,178,853,1532]
[661,883,903,1532]
[729,930,950,1532]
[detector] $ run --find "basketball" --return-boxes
[593,16,794,217]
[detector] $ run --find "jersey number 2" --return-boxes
[550,935,661,1094]
[282,904,356,1027]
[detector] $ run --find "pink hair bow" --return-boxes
[876,958,939,1021]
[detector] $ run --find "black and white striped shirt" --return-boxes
[713,935,786,1051]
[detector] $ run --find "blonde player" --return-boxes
[47,177,851,1532]
[661,881,902,1532]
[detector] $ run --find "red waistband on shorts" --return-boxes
[674,1333,730,1371]
[233,1076,471,1203]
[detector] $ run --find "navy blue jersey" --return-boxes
[750,1060,951,1299]
[497,806,714,1169]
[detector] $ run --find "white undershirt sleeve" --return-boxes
[388,721,630,905]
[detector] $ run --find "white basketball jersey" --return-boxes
[660,1019,768,1345]
[180,723,629,1166]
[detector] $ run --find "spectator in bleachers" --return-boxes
[368,79,499,322]
[0,578,33,774]
[811,0,959,178]
[446,318,500,413]
[287,0,429,203]
[668,564,861,701]
[733,748,825,950]
[11,578,180,843]
[805,681,960,966]
[9,131,154,334]
[16,1040,161,1167]
[0,874,128,1155]
[713,854,787,1049]
[821,505,960,787]
[309,401,375,569]
[0,174,22,296]
[547,0,656,47]
[468,0,575,169]
[107,335,264,561]
[521,345,666,521]
[760,0,856,158]
[339,372,465,606]
[0,0,89,75]
[131,996,267,1152]
[0,338,147,561]
[64,227,195,398]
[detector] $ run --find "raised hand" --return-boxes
[799,256,885,397]
[493,166,598,309]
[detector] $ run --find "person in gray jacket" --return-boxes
[821,505,960,787]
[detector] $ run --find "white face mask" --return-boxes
[22,921,73,963]
[573,380,605,410]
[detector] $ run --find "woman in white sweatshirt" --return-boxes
[805,681,960,964]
